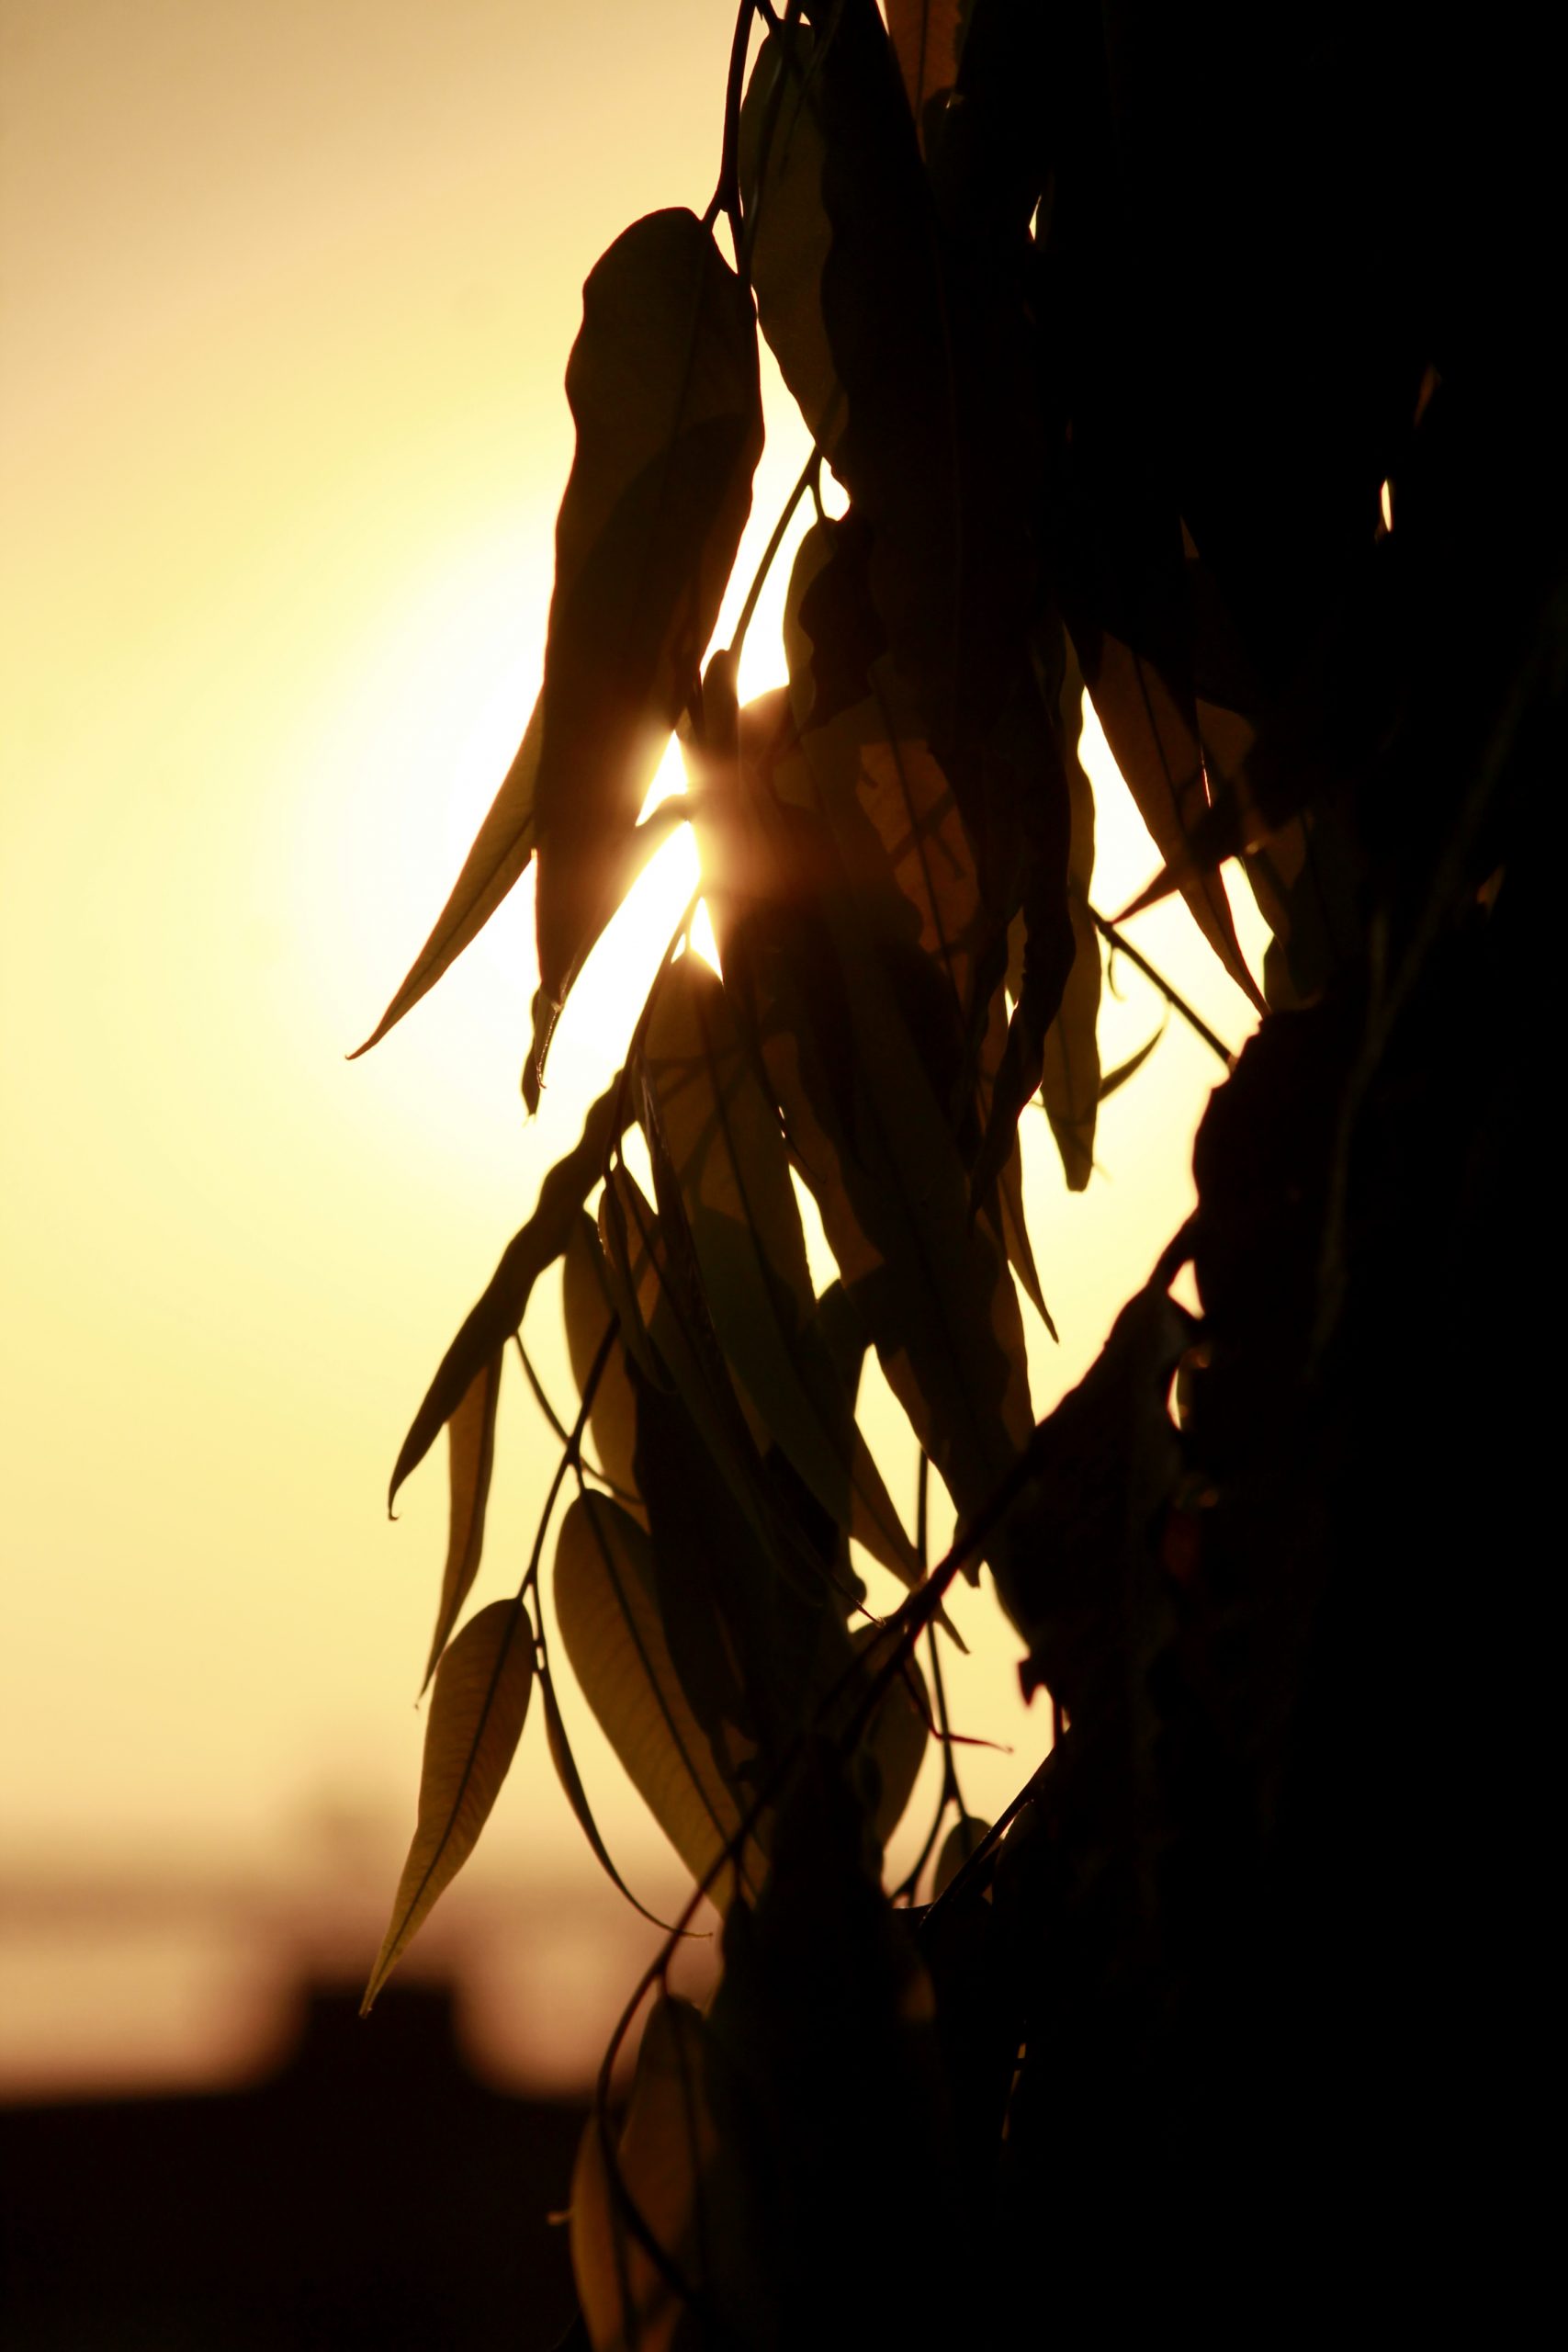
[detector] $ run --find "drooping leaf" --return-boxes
[389,1078,627,1513]
[363,1598,534,2009]
[1038,659,1102,1190]
[695,739,1032,1557]
[562,1210,642,1510]
[851,1623,930,1848]
[640,951,919,1584]
[997,1276,1193,1713]
[531,209,762,1070]
[739,27,843,464]
[933,1809,989,1897]
[976,980,1052,1328]
[540,1664,673,1930]
[629,1353,770,1763]
[420,1351,502,1692]
[1074,626,1264,1011]
[806,0,1036,775]
[571,1996,729,2352]
[553,1491,761,1904]
[351,705,540,1057]
[521,798,692,1114]
[1097,1024,1163,1102]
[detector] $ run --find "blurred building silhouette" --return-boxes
[0,1978,587,2350]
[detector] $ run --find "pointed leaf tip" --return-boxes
[350,702,542,1058]
[363,1598,534,2010]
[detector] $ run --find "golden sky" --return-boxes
[0,0,1265,2073]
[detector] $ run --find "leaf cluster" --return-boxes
[344,0,1550,2339]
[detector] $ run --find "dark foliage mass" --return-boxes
[352,3,1551,2339]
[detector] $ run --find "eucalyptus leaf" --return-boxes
[570,1996,725,2352]
[739,28,843,464]
[1075,627,1263,1011]
[420,1351,502,1693]
[531,209,762,1078]
[640,952,919,1584]
[553,1492,761,1905]
[1039,654,1102,1191]
[351,704,540,1057]
[389,1079,626,1514]
[363,1599,534,2010]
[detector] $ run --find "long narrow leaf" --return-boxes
[350,706,540,1057]
[421,1351,503,1691]
[363,1599,534,2009]
[389,1079,626,1512]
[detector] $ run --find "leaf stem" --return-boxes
[519,1317,618,1604]
[728,449,820,662]
[705,0,755,254]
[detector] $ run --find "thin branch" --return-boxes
[519,1317,617,1603]
[705,0,755,252]
[728,449,820,661]
[1089,908,1235,1068]
[513,1333,572,1448]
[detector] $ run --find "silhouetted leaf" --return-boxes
[976,982,1052,1328]
[640,952,918,1583]
[1075,628,1264,1010]
[739,28,842,463]
[807,0,1037,780]
[363,1599,534,2009]
[852,1623,930,1847]
[562,1211,642,1510]
[351,706,540,1057]
[553,1492,761,1903]
[695,706,1032,1555]
[614,1138,818,1601]
[1098,1025,1163,1102]
[933,1810,989,1896]
[1038,661,1101,1190]
[420,1351,502,1692]
[532,209,762,1073]
[540,1665,672,1930]
[571,1996,728,2352]
[389,1080,626,1513]
[997,1276,1192,1710]
[522,800,691,1114]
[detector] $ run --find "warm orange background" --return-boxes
[0,0,1263,2092]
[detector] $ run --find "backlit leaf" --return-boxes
[420,1351,502,1692]
[540,1665,672,1930]
[1075,628,1264,1010]
[976,981,1051,1327]
[389,1079,626,1513]
[363,1598,534,2009]
[562,1211,642,1510]
[695,738,1032,1555]
[571,1996,723,2352]
[808,0,1035,765]
[739,28,843,463]
[351,705,540,1057]
[553,1492,761,1905]
[640,952,918,1584]
[532,209,762,1059]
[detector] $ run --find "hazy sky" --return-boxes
[0,0,1263,1969]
